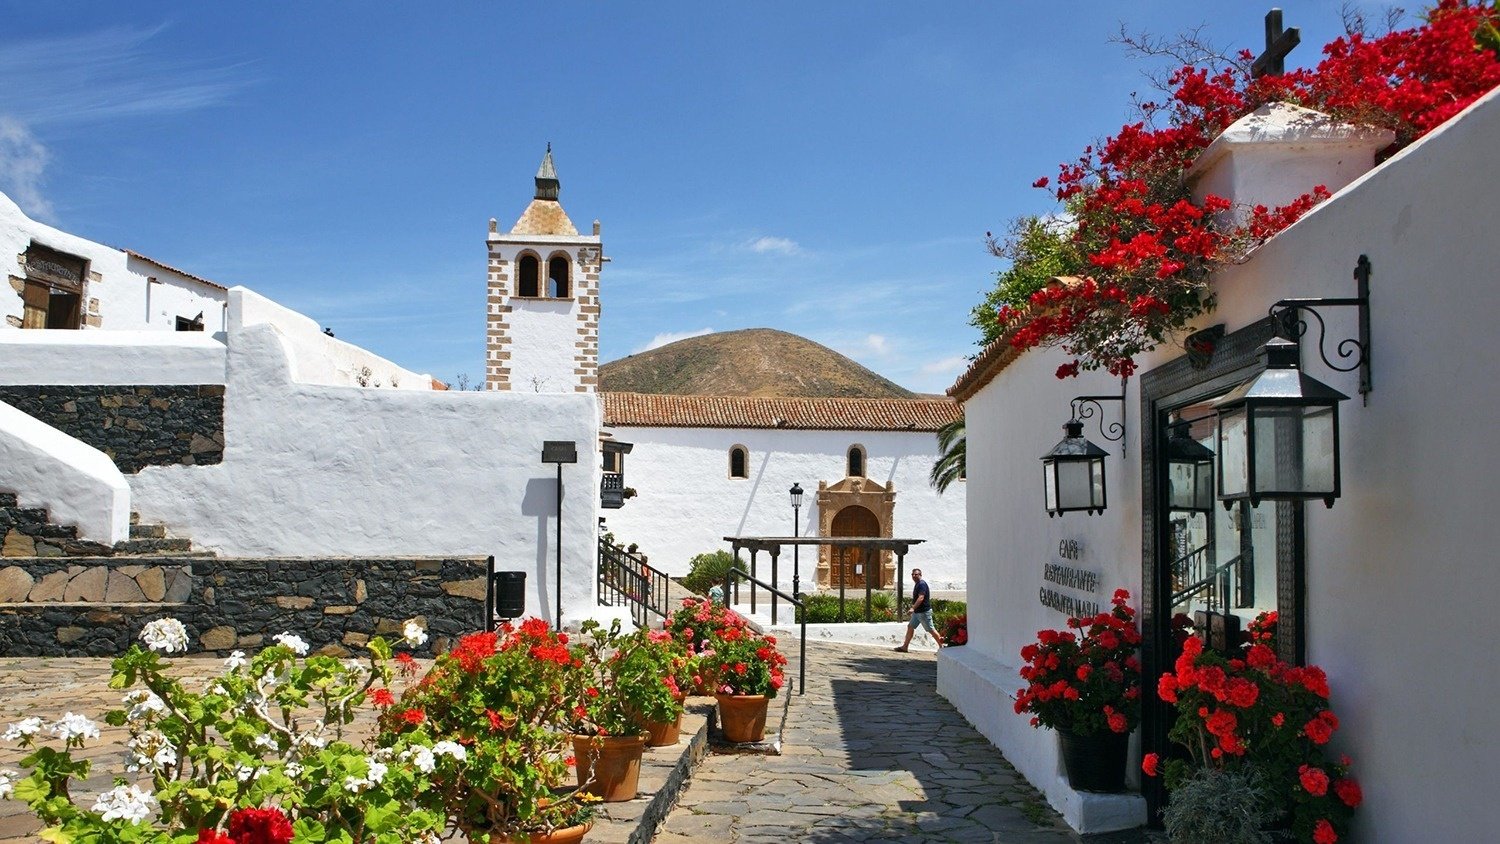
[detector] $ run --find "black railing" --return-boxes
[723,565,806,696]
[600,473,625,509]
[1172,553,1244,610]
[597,539,672,627]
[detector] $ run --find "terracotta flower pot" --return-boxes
[715,693,769,743]
[641,713,682,747]
[572,734,645,802]
[495,821,593,843]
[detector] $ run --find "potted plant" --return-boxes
[609,627,691,747]
[667,596,752,694]
[566,620,651,802]
[698,627,788,743]
[2,617,445,843]
[381,618,598,843]
[1144,612,1361,843]
[1014,589,1143,792]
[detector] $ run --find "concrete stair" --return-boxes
[0,494,206,559]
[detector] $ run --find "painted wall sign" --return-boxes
[1039,540,1102,618]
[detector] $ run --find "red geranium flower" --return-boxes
[1141,752,1159,777]
[1313,818,1338,844]
[227,807,294,844]
[1299,764,1330,797]
[1335,777,1363,808]
[196,831,234,844]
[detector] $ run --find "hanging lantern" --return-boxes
[1041,419,1109,517]
[1214,339,1348,509]
[1166,420,1216,513]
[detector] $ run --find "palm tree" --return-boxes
[930,417,966,493]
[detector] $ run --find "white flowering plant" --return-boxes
[3,617,446,843]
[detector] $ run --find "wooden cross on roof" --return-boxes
[1251,8,1301,78]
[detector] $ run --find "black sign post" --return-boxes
[541,441,578,631]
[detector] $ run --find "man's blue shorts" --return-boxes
[909,609,937,633]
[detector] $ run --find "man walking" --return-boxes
[894,568,943,652]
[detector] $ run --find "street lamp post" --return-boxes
[789,483,804,599]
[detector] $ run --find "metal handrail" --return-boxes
[597,539,672,627]
[1171,553,1243,607]
[722,565,806,696]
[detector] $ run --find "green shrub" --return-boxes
[680,549,737,595]
[794,592,898,623]
[1162,767,1276,844]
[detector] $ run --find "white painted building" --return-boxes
[940,89,1500,840]
[599,392,966,591]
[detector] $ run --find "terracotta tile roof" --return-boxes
[948,275,1086,403]
[601,392,961,432]
[123,250,228,291]
[511,199,578,236]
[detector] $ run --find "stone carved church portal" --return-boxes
[817,477,895,589]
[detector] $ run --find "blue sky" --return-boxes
[0,2,1381,393]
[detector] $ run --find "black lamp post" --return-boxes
[789,482,804,599]
[1214,339,1348,509]
[1041,419,1109,517]
[1166,420,1217,513]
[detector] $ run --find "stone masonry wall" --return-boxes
[0,385,224,473]
[0,555,488,657]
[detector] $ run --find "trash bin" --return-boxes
[491,571,526,620]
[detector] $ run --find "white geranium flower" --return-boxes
[343,774,368,793]
[122,690,168,724]
[3,717,43,742]
[233,764,262,782]
[366,760,388,783]
[407,745,435,774]
[224,650,247,670]
[431,740,467,761]
[50,712,99,744]
[295,722,329,751]
[284,761,304,777]
[92,784,158,824]
[273,632,309,656]
[0,768,18,799]
[139,618,190,654]
[402,620,428,648]
[124,730,177,773]
[253,732,277,750]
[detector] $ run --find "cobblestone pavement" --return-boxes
[658,642,1081,844]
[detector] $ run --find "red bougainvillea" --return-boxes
[997,1,1500,377]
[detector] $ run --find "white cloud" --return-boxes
[0,117,52,220]
[745,235,801,255]
[864,334,889,356]
[634,327,714,354]
[920,355,969,377]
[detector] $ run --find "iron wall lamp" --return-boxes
[1270,255,1372,404]
[1166,419,1217,513]
[1041,419,1110,517]
[1214,339,1348,509]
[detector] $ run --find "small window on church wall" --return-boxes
[518,254,540,297]
[547,255,571,298]
[847,445,865,478]
[729,446,748,479]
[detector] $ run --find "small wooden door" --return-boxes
[830,505,881,588]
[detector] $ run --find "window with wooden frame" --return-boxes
[847,444,866,478]
[21,243,87,329]
[517,253,541,297]
[546,253,571,298]
[729,445,749,479]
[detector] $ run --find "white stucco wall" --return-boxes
[0,399,130,543]
[507,298,583,393]
[128,321,603,626]
[948,87,1500,840]
[0,330,226,386]
[1,191,228,332]
[230,288,433,390]
[598,425,967,590]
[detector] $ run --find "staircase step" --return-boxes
[0,492,16,508]
[129,523,167,539]
[114,537,192,554]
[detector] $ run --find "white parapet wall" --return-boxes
[129,320,603,626]
[0,330,226,386]
[229,287,435,390]
[0,399,130,543]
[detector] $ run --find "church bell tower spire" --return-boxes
[534,143,560,201]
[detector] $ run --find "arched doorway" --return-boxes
[830,505,881,589]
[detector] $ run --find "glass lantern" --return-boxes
[1041,419,1109,517]
[1166,420,1217,512]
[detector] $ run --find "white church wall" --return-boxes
[1,191,227,332]
[0,330,226,386]
[128,321,602,627]
[0,399,131,544]
[949,87,1500,840]
[230,288,433,390]
[600,425,967,590]
[507,299,582,392]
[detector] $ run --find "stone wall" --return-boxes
[0,555,488,657]
[0,385,224,473]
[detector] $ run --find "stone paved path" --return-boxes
[658,642,1080,843]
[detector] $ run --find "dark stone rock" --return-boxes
[0,385,225,473]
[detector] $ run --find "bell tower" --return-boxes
[485,145,603,392]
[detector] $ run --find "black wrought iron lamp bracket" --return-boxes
[1069,378,1128,457]
[1270,255,1373,405]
